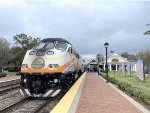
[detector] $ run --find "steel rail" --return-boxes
[0,83,20,93]
[0,98,27,113]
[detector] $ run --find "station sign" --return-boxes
[136,59,145,81]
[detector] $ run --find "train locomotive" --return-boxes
[20,38,84,97]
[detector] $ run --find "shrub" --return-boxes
[109,77,118,84]
[125,86,134,96]
[101,72,150,106]
[102,69,106,73]
[16,72,22,76]
[8,68,20,72]
[0,72,7,78]
[7,66,21,72]
[100,72,107,79]
[117,81,128,91]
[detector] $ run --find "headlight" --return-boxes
[47,51,54,55]
[48,64,59,69]
[29,51,36,55]
[24,79,27,83]
[54,64,59,68]
[31,58,45,69]
[22,64,28,69]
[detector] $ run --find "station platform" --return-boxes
[50,72,149,113]
[0,76,20,87]
[0,76,20,82]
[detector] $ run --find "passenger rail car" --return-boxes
[20,38,84,97]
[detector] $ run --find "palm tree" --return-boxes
[96,54,104,64]
[144,24,150,35]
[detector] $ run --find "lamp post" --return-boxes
[104,42,109,83]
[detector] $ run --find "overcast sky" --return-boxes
[0,0,150,58]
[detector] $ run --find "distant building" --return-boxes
[88,59,98,67]
[81,54,96,65]
[84,52,137,72]
[100,53,136,71]
[86,59,99,72]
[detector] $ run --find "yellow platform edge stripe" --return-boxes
[50,72,87,113]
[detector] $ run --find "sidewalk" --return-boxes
[76,73,143,113]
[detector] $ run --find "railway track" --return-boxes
[0,75,77,113]
[0,87,71,113]
[0,83,20,93]
[0,83,20,101]
[0,96,62,113]
[33,98,54,113]
[0,97,54,113]
[0,97,27,113]
[0,83,20,100]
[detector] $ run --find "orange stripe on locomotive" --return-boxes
[21,60,73,73]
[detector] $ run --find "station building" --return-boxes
[88,53,137,72]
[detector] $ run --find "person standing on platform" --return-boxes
[87,65,90,72]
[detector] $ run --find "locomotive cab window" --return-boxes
[76,54,80,59]
[45,42,54,49]
[73,49,77,56]
[68,47,73,54]
[35,42,47,49]
[55,42,68,51]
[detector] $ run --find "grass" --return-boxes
[5,71,18,76]
[106,71,150,106]
[108,71,150,94]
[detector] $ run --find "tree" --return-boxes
[121,52,137,62]
[128,54,137,62]
[96,54,104,63]
[144,24,150,35]
[121,52,130,58]
[11,34,40,66]
[10,46,24,66]
[13,33,40,51]
[0,38,13,72]
[110,50,114,54]
[136,50,150,68]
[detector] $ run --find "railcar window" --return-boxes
[73,49,77,56]
[46,42,54,49]
[55,42,68,50]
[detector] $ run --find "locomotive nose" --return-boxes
[32,81,42,90]
[31,58,45,69]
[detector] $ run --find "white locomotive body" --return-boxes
[20,38,84,97]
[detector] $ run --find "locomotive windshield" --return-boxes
[55,42,68,50]
[35,42,46,49]
[46,42,55,49]
[35,42,54,49]
[35,41,68,50]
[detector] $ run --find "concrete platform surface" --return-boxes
[50,72,149,113]
[0,76,20,83]
[0,76,20,87]
[76,73,147,113]
[50,72,86,113]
